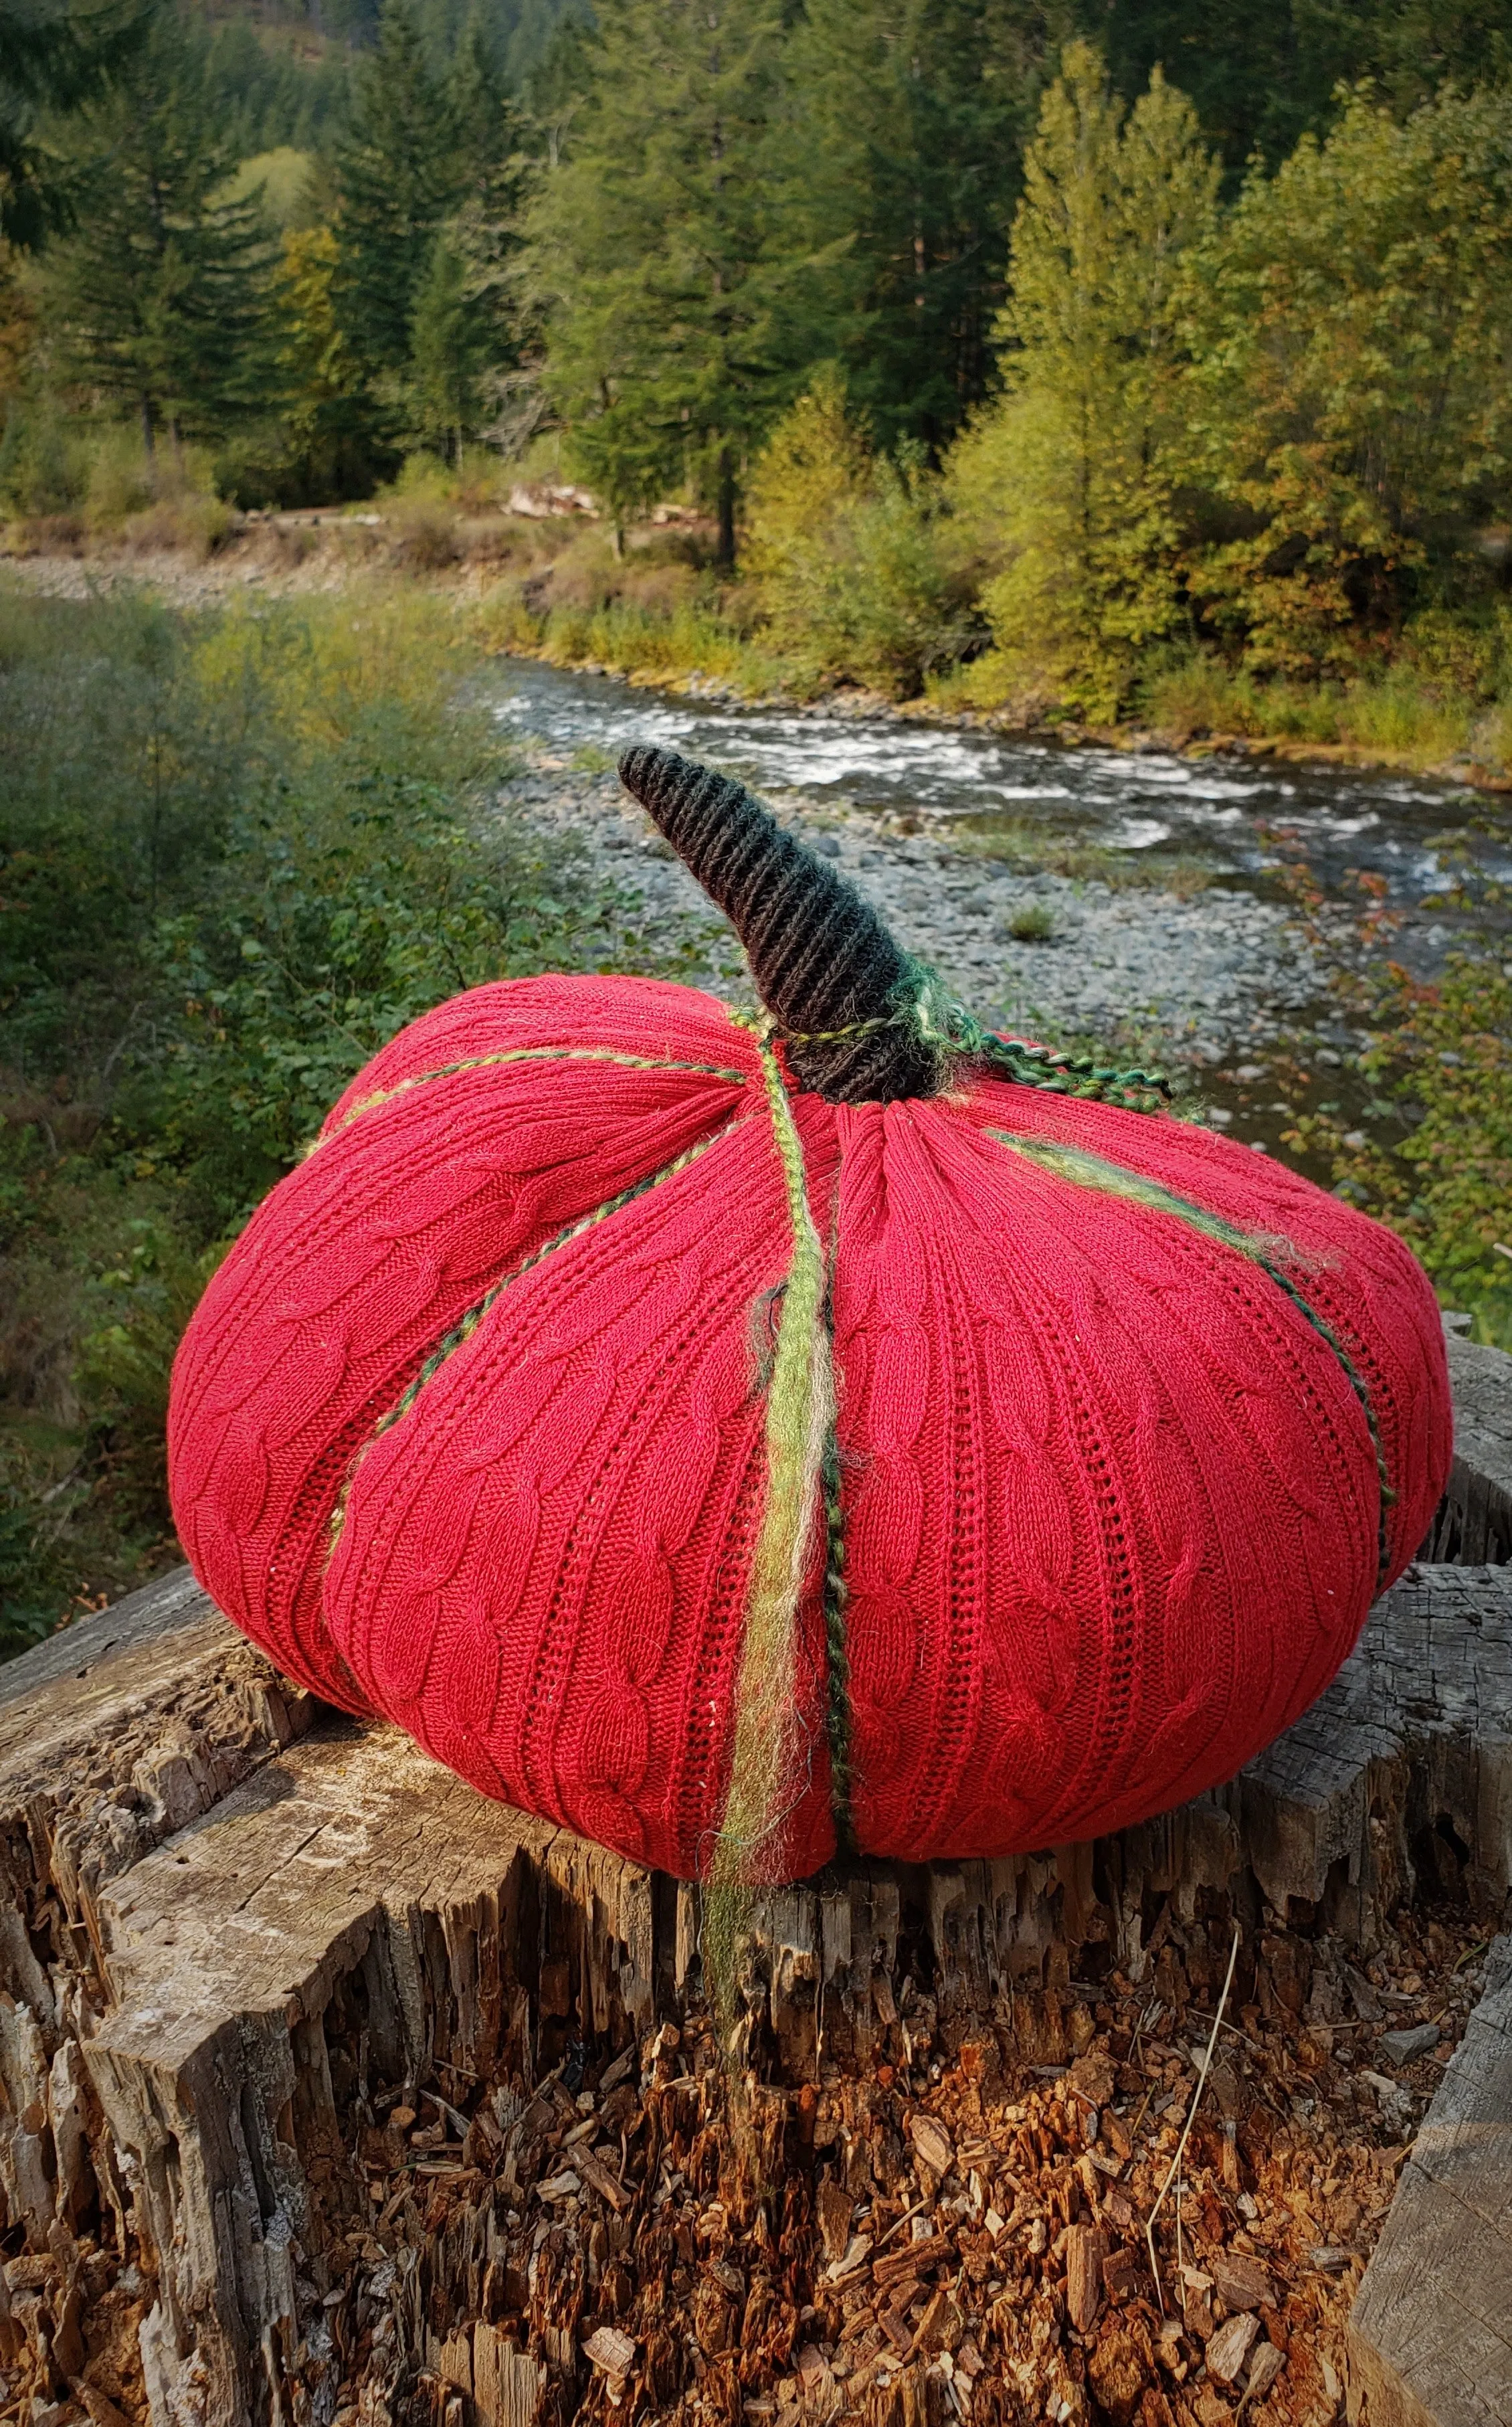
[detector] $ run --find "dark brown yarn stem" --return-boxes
[618,745,939,1103]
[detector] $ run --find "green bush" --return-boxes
[745,374,971,697]
[0,581,663,1649]
[1283,842,1511,1348]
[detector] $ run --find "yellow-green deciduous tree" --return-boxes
[948,42,1218,719]
[744,371,967,696]
[1185,85,1512,677]
[273,225,377,501]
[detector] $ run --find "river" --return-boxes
[486,656,1508,1155]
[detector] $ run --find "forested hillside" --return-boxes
[5,0,1512,705]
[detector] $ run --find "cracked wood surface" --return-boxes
[1347,1936,1512,2427]
[0,1302,1505,2427]
[1426,1334,1512,1566]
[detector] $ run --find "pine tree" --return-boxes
[524,0,810,561]
[445,13,526,388]
[407,230,491,459]
[42,4,270,452]
[949,41,1217,714]
[0,0,143,250]
[333,0,457,384]
[781,0,1058,455]
[1086,0,1512,181]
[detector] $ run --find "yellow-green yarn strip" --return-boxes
[704,1032,834,2043]
[991,1129,1394,1573]
[308,1044,750,1154]
[324,1117,745,1561]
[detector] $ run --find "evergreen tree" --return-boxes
[445,13,526,383]
[41,4,270,451]
[333,0,456,383]
[0,0,143,249]
[781,0,1061,454]
[949,41,1218,713]
[525,0,811,561]
[407,230,491,458]
[1086,0,1512,179]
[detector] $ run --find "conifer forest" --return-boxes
[1,0,1510,1638]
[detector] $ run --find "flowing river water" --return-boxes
[486,656,1509,1156]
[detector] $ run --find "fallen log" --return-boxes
[0,1336,1506,2427]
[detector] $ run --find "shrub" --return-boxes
[1282,840,1511,1347]
[745,373,968,697]
[0,581,670,1640]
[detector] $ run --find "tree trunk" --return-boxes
[716,443,736,570]
[139,395,155,459]
[0,1342,1506,2427]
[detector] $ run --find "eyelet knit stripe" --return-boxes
[989,1130,1394,1577]
[326,1117,749,1556]
[310,1046,751,1152]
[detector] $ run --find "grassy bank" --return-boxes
[480,577,1512,784]
[11,426,1512,783]
[0,579,699,1655]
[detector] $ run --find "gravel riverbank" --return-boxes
[503,753,1325,1083]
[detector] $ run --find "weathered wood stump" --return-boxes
[1423,1331,1512,1566]
[0,1340,1507,2427]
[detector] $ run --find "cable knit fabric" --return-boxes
[169,958,1452,1880]
[170,747,1451,1880]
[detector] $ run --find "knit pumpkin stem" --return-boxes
[618,743,940,1103]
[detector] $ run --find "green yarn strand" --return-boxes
[769,956,1171,1114]
[704,1033,835,2049]
[310,1045,751,1154]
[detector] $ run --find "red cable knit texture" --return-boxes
[169,972,1452,1880]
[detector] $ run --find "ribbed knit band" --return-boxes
[618,745,940,1103]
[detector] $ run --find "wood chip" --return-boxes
[1210,2252,1275,2313]
[573,2144,632,2212]
[824,2234,872,2284]
[1206,2313,1260,2385]
[817,2179,854,2264]
[583,2325,637,2380]
[1380,2023,1440,2065]
[535,2169,581,2201]
[874,2236,941,2291]
[1103,2247,1141,2305]
[1245,2341,1287,2403]
[1066,2225,1108,2334]
[908,2112,955,2177]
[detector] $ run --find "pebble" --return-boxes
[1380,2022,1441,2066]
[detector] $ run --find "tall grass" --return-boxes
[0,581,660,1651]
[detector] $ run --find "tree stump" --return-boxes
[0,1340,1507,2427]
[1424,1329,1512,1565]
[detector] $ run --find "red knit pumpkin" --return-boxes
[168,749,1451,1884]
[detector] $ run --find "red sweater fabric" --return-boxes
[168,972,1452,1879]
